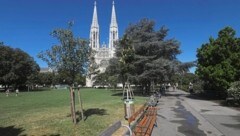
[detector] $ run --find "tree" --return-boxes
[94,35,135,89]
[74,74,86,86]
[93,72,108,87]
[114,35,135,88]
[196,27,240,98]
[171,72,202,92]
[104,58,122,89]
[38,24,91,86]
[104,19,195,93]
[38,23,90,124]
[37,72,55,86]
[0,43,40,88]
[227,81,240,105]
[108,19,192,93]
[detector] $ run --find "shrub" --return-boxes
[227,81,240,105]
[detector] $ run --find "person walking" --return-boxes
[189,82,193,94]
[6,88,10,97]
[159,84,166,96]
[15,88,19,96]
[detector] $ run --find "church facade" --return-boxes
[86,1,119,87]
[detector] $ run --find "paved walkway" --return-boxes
[152,88,240,136]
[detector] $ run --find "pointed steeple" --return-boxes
[91,1,99,28]
[110,1,118,28]
[109,1,118,53]
[90,1,100,49]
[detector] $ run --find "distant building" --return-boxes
[40,67,53,73]
[86,1,119,87]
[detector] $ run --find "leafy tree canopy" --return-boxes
[38,23,91,86]
[106,19,194,92]
[196,26,240,97]
[0,44,39,87]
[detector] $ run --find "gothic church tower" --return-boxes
[86,1,118,87]
[109,1,119,56]
[89,1,100,50]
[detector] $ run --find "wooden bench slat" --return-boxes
[128,104,147,124]
[127,101,157,136]
[134,116,154,135]
[145,116,156,135]
[133,107,157,136]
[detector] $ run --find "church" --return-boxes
[86,1,119,87]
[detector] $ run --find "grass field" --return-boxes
[0,88,147,136]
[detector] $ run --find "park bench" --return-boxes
[226,97,240,105]
[100,95,159,136]
[127,102,157,136]
[226,97,235,105]
[128,103,147,126]
[133,106,157,136]
[100,106,157,136]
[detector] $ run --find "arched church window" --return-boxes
[113,32,115,40]
[93,33,96,48]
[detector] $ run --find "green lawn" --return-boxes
[0,88,147,136]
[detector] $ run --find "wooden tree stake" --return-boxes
[77,87,84,120]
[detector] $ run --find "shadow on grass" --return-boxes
[0,126,25,136]
[111,92,122,96]
[83,108,108,121]
[66,108,108,123]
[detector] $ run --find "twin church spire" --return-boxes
[86,1,119,87]
[90,1,100,49]
[110,1,117,28]
[90,1,118,51]
[91,1,99,29]
[109,1,118,50]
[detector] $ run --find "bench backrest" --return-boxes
[128,103,147,125]
[99,121,133,136]
[133,107,157,136]
[99,121,121,136]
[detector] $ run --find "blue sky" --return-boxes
[1,0,240,73]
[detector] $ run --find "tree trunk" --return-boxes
[69,87,76,124]
[122,82,125,91]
